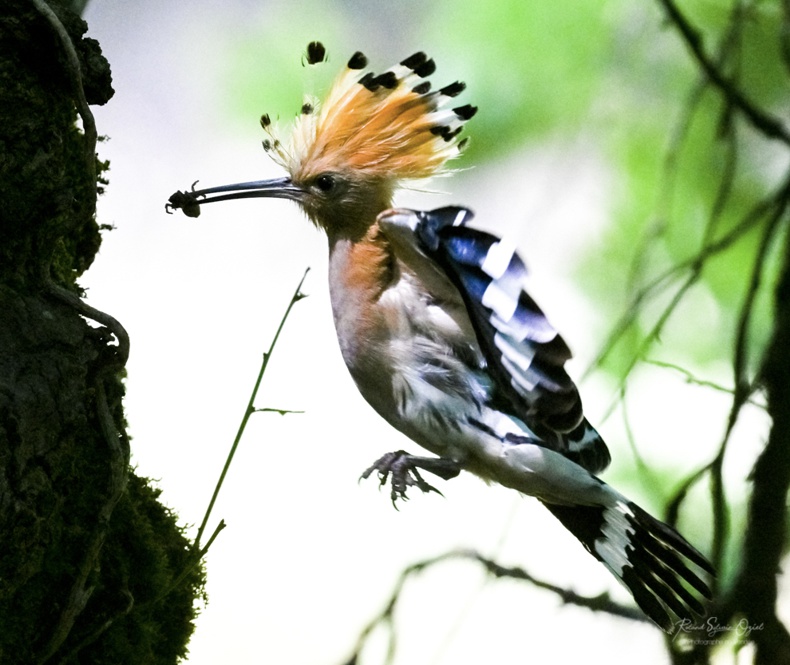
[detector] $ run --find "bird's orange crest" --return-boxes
[260,43,476,184]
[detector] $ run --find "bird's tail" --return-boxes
[542,494,714,631]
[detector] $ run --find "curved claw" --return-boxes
[360,450,459,508]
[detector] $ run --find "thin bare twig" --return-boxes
[662,187,786,578]
[194,267,310,550]
[142,269,310,612]
[598,270,698,423]
[629,7,744,292]
[707,175,788,571]
[588,173,790,379]
[617,383,659,483]
[645,359,761,405]
[341,549,647,665]
[664,200,786,578]
[657,0,790,146]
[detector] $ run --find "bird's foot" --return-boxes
[359,450,461,508]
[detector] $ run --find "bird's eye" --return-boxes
[315,174,336,192]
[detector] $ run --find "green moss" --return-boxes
[63,474,208,665]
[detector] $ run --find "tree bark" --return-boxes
[0,2,205,663]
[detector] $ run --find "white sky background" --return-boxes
[80,1,779,664]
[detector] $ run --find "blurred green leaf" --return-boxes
[424,0,619,161]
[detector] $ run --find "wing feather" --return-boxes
[415,206,582,431]
[379,206,610,474]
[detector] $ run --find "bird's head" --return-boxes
[167,42,476,241]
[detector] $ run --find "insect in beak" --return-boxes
[166,176,304,218]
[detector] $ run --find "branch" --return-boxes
[462,550,647,620]
[588,172,790,380]
[663,205,785,600]
[627,7,745,293]
[645,359,762,406]
[194,267,310,550]
[723,221,790,665]
[143,269,309,612]
[656,0,790,146]
[341,549,647,665]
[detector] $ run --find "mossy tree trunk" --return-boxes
[0,2,205,664]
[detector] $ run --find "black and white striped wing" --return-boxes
[408,206,609,473]
[413,206,582,428]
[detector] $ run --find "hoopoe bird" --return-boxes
[168,42,713,630]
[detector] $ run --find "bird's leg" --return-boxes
[360,450,461,507]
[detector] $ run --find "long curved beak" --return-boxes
[166,176,304,218]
